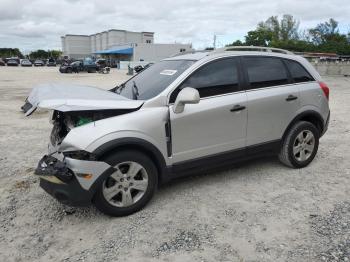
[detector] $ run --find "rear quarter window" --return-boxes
[284,59,314,83]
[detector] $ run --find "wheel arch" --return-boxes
[92,137,168,185]
[282,110,325,141]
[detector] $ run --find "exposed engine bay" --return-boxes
[50,109,136,146]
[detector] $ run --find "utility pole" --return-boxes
[213,34,217,50]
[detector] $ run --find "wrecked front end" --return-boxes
[35,108,139,206]
[23,83,144,206]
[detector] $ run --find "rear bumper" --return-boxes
[35,154,113,207]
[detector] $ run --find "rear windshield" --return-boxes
[117,60,195,100]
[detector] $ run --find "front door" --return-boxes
[169,57,248,163]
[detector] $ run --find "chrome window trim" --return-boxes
[163,53,316,106]
[245,80,317,93]
[168,90,246,106]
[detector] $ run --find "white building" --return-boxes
[61,29,192,65]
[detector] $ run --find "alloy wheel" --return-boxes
[102,161,149,207]
[293,130,315,162]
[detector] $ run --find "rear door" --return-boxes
[169,57,248,163]
[242,56,300,146]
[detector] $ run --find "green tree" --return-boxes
[49,50,62,59]
[257,15,299,42]
[245,29,273,46]
[228,40,244,46]
[29,49,49,59]
[232,15,300,47]
[227,15,350,55]
[309,18,339,44]
[0,48,23,58]
[28,49,62,59]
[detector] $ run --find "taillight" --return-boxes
[319,82,329,100]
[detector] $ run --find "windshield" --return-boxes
[117,60,195,100]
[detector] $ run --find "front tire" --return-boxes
[93,150,158,216]
[279,121,319,168]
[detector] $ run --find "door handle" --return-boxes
[230,105,246,112]
[286,95,298,101]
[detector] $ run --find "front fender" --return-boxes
[86,131,168,164]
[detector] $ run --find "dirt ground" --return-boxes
[0,66,349,262]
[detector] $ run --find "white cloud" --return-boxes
[0,0,349,51]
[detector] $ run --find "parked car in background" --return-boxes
[134,62,154,73]
[6,57,20,64]
[134,65,144,73]
[59,58,97,73]
[22,47,330,216]
[34,60,45,66]
[47,58,56,67]
[21,59,33,67]
[59,61,82,73]
[0,59,5,66]
[7,59,19,66]
[95,59,107,69]
[83,57,98,73]
[96,59,110,74]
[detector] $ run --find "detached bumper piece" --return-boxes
[21,100,32,114]
[36,155,73,183]
[35,155,92,206]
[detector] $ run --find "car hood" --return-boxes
[22,83,143,116]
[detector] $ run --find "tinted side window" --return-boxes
[243,57,289,89]
[285,59,314,83]
[170,58,240,102]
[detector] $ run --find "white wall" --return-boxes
[101,32,108,50]
[125,31,142,44]
[90,35,96,53]
[95,34,102,51]
[63,35,91,58]
[133,43,193,61]
[61,37,66,55]
[142,32,154,43]
[108,30,125,48]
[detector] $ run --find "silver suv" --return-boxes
[23,47,330,216]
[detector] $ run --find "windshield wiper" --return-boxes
[110,83,125,94]
[132,81,139,100]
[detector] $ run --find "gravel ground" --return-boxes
[0,67,349,262]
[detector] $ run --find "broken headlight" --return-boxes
[63,150,97,161]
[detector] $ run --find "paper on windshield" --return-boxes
[160,69,177,76]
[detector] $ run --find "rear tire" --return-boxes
[279,121,319,168]
[93,150,158,217]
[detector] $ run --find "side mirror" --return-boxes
[173,87,200,114]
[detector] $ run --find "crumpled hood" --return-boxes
[22,83,143,116]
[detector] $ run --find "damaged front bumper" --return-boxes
[35,153,114,206]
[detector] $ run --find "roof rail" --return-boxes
[170,50,209,58]
[214,46,294,55]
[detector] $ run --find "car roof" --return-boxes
[166,50,301,61]
[164,49,321,81]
